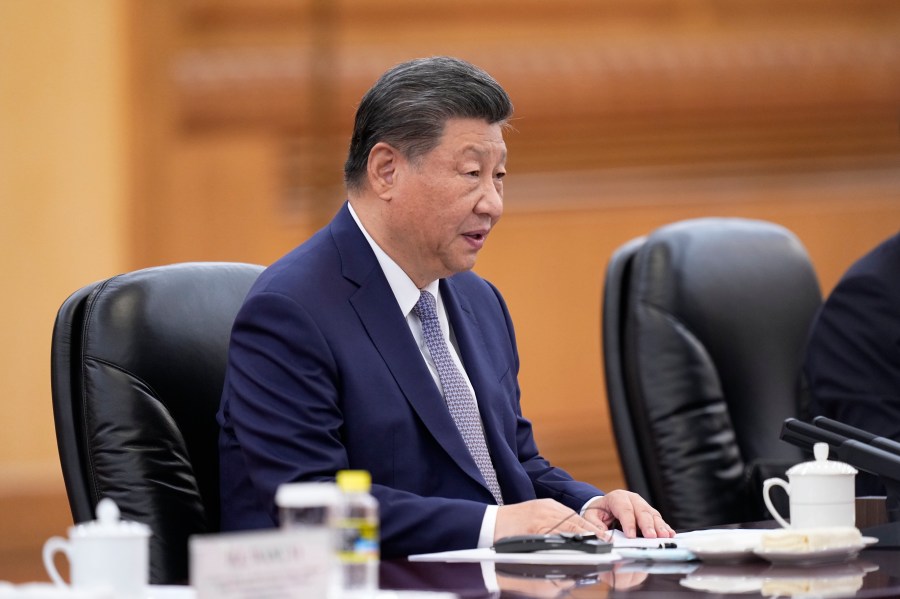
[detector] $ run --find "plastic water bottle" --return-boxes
[336,470,379,597]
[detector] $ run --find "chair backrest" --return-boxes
[602,218,822,529]
[50,262,263,584]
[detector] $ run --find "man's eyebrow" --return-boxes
[459,143,507,162]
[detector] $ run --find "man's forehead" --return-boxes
[437,119,506,152]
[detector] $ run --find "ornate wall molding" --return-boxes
[173,35,900,128]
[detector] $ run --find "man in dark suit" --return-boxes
[805,231,900,494]
[217,56,674,557]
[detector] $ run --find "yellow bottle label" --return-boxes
[338,518,379,562]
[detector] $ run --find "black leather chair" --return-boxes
[602,218,822,529]
[50,262,263,584]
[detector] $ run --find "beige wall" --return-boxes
[0,1,127,492]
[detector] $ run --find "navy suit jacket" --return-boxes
[218,203,602,557]
[805,231,900,494]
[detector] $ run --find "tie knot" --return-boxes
[414,290,438,322]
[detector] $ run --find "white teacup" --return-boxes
[43,498,150,599]
[763,442,857,529]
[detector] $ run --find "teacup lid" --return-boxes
[69,498,151,538]
[787,443,858,476]
[276,481,341,508]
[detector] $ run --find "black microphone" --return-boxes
[812,416,900,458]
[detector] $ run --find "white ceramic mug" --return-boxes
[43,499,150,599]
[763,443,857,529]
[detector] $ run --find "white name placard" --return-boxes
[190,528,334,599]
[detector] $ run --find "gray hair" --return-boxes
[343,56,513,192]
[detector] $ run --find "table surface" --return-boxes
[380,523,900,599]
[381,548,900,598]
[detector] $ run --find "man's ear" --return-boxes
[367,142,399,199]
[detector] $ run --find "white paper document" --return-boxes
[409,529,765,565]
[408,547,622,565]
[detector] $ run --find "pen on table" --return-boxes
[618,542,679,549]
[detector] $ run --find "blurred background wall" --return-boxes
[0,0,129,580]
[2,0,900,582]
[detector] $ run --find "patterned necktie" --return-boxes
[414,290,504,505]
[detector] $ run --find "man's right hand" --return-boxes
[494,498,605,541]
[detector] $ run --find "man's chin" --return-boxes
[454,256,479,274]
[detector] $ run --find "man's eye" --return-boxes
[467,170,480,177]
[495,172,506,180]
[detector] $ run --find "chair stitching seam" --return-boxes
[79,278,116,507]
[80,353,166,505]
[83,355,163,402]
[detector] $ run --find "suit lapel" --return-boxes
[331,205,489,491]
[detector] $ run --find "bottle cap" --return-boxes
[276,482,341,508]
[336,470,372,493]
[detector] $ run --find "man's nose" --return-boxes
[477,181,503,220]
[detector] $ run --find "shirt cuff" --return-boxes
[580,495,605,517]
[478,504,499,548]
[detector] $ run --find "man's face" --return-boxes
[385,117,506,287]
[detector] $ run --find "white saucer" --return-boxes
[753,537,878,566]
[678,531,764,564]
